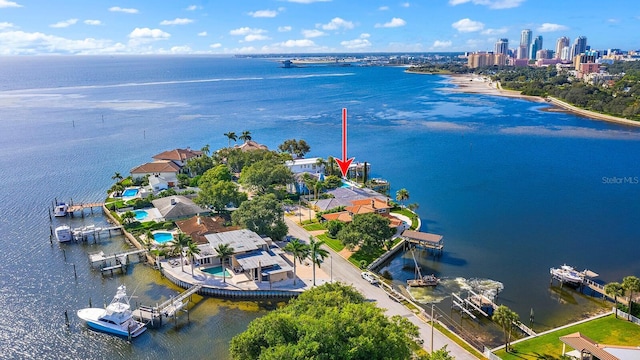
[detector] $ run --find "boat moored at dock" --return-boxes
[77,285,146,338]
[55,225,72,242]
[54,202,68,217]
[550,264,584,286]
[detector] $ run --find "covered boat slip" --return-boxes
[401,230,444,252]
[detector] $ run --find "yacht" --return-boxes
[550,264,584,286]
[55,225,72,242]
[77,285,146,338]
[54,202,68,217]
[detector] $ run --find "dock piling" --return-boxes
[64,310,69,327]
[62,249,66,261]
[72,263,77,279]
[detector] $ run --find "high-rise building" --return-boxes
[494,38,509,56]
[530,36,543,59]
[560,46,571,61]
[555,37,569,59]
[520,29,532,59]
[467,52,507,68]
[570,36,588,59]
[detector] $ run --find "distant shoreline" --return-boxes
[408,71,640,128]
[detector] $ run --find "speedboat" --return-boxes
[550,264,583,286]
[54,202,68,217]
[77,285,146,338]
[55,225,72,242]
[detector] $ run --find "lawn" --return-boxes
[316,233,345,252]
[303,223,326,231]
[494,314,640,359]
[391,208,420,230]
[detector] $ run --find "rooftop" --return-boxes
[130,160,181,174]
[152,148,203,163]
[203,229,269,255]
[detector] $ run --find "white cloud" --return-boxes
[229,27,266,36]
[248,10,278,18]
[128,28,170,45]
[379,6,389,10]
[452,18,484,32]
[0,30,126,55]
[0,22,15,29]
[448,0,524,9]
[432,40,452,48]
[50,19,78,29]
[170,46,192,53]
[341,34,372,49]
[481,27,508,35]
[286,0,330,3]
[244,34,270,42]
[537,23,568,32]
[198,31,207,36]
[276,39,315,47]
[401,2,410,7]
[302,29,325,38]
[160,18,194,26]
[84,20,102,26]
[607,18,620,23]
[320,17,354,30]
[109,6,138,14]
[0,0,22,8]
[375,18,406,28]
[278,26,292,32]
[360,33,370,38]
[210,43,222,48]
[185,5,201,11]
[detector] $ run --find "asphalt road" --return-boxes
[285,217,478,359]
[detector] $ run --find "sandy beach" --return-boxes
[436,73,640,128]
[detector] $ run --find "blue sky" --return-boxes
[0,0,636,55]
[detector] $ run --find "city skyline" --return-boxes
[0,0,637,55]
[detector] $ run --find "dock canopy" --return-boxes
[402,230,444,250]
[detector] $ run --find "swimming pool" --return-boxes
[134,210,148,221]
[340,182,352,188]
[201,265,232,278]
[122,188,139,197]
[153,231,173,244]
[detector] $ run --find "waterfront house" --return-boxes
[285,157,325,175]
[151,196,208,221]
[558,332,640,359]
[321,197,401,228]
[195,229,293,283]
[130,160,180,187]
[175,215,239,245]
[152,148,203,168]
[234,140,268,152]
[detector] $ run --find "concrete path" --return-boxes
[284,216,478,359]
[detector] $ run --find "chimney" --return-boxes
[197,216,201,225]
[170,198,176,205]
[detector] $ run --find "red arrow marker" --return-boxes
[334,108,354,178]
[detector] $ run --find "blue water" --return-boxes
[0,56,639,356]
[133,210,148,221]
[122,188,139,197]
[153,231,173,244]
[202,266,233,278]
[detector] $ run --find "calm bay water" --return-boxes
[0,56,639,357]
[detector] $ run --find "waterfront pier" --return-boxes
[133,284,202,327]
[88,249,147,275]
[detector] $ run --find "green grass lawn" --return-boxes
[495,314,640,359]
[316,233,345,252]
[303,223,326,231]
[391,208,420,230]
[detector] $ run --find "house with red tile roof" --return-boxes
[130,160,181,187]
[152,148,203,167]
[175,215,240,244]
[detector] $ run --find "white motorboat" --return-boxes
[54,202,68,217]
[550,264,583,286]
[77,285,146,338]
[55,225,72,242]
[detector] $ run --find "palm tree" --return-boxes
[184,240,201,277]
[112,172,123,183]
[315,157,327,175]
[307,236,329,286]
[605,282,625,318]
[622,275,640,318]
[239,130,252,143]
[121,211,135,224]
[172,233,192,273]
[214,243,235,283]
[395,188,410,207]
[284,238,310,285]
[407,203,419,212]
[313,180,324,201]
[327,156,336,176]
[493,305,519,352]
[201,144,210,156]
[224,132,237,148]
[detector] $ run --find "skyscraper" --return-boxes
[555,37,569,59]
[520,29,532,59]
[494,38,509,56]
[570,36,588,59]
[530,35,543,60]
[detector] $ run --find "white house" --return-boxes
[130,160,180,187]
[152,148,203,168]
[285,157,325,175]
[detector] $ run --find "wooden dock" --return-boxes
[72,224,123,242]
[133,284,202,326]
[67,202,104,214]
[549,266,628,306]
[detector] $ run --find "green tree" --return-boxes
[224,132,237,147]
[427,345,454,360]
[232,194,288,240]
[308,236,329,286]
[214,243,234,283]
[177,173,190,188]
[121,210,135,224]
[605,282,625,318]
[112,172,123,183]
[337,213,393,255]
[172,233,192,273]
[109,183,124,197]
[278,138,311,158]
[326,220,344,238]
[284,238,309,286]
[324,175,342,189]
[196,165,246,212]
[239,130,252,143]
[493,305,519,352]
[240,158,293,194]
[396,188,410,207]
[184,240,201,277]
[622,276,640,318]
[408,203,420,212]
[201,144,210,156]
[229,283,419,360]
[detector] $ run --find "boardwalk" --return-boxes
[67,202,104,213]
[133,284,202,326]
